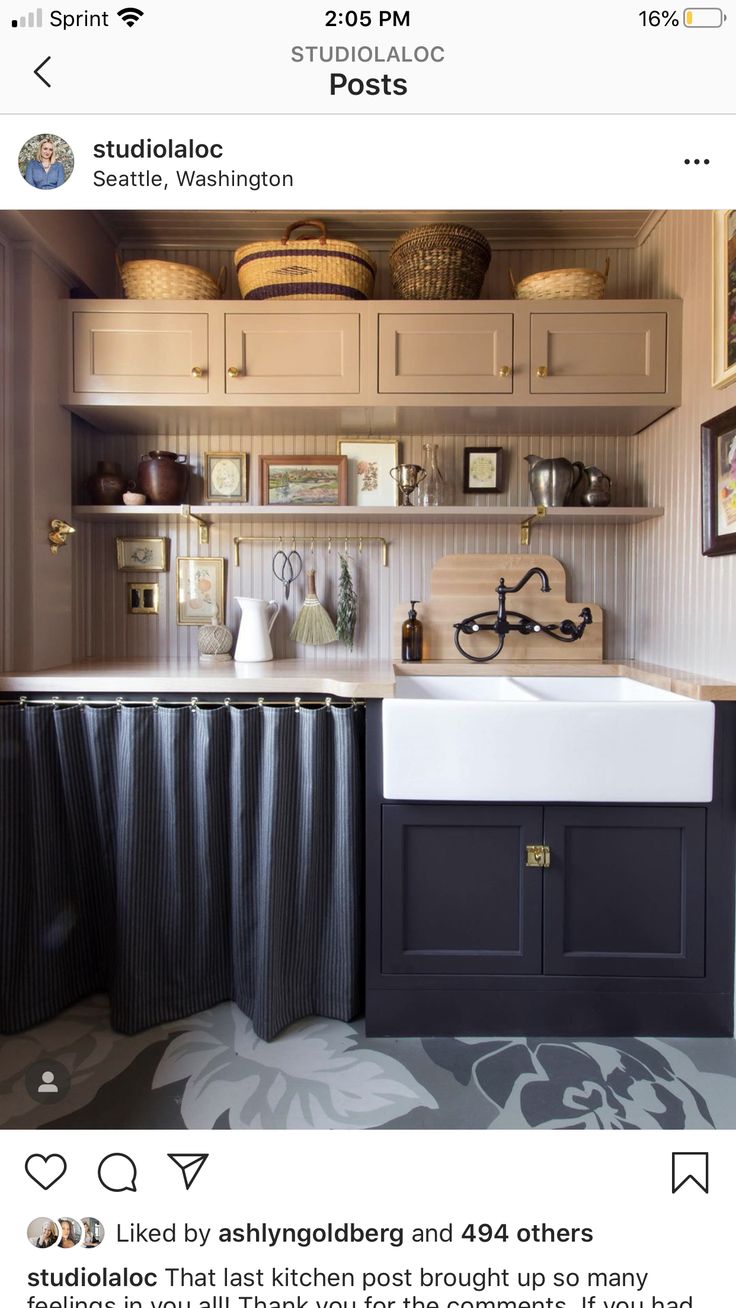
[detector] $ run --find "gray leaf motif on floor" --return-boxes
[449,1037,721,1130]
[152,1005,438,1130]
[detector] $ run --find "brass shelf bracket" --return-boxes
[48,518,75,555]
[233,534,389,568]
[520,505,546,546]
[180,504,210,546]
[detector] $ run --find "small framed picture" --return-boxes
[204,451,248,503]
[127,582,159,615]
[115,536,169,572]
[701,405,736,556]
[259,455,347,507]
[176,556,225,625]
[337,438,400,507]
[712,210,736,389]
[463,446,503,493]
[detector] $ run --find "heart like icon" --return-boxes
[25,1153,67,1190]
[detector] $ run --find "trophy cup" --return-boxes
[390,463,427,506]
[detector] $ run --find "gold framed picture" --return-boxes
[259,455,347,507]
[115,537,169,572]
[204,452,248,503]
[337,438,400,507]
[713,210,736,388]
[176,556,225,625]
[127,582,159,615]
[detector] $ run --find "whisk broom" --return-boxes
[290,567,337,646]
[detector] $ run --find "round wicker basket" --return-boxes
[117,254,226,301]
[389,224,491,300]
[510,259,610,301]
[234,220,376,301]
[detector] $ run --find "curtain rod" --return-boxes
[8,695,364,710]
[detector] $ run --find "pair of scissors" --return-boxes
[272,548,303,600]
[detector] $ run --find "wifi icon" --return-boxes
[117,6,143,25]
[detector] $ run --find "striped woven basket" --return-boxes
[116,254,226,300]
[510,259,610,300]
[389,224,491,299]
[234,220,376,301]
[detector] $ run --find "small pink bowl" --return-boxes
[123,491,147,506]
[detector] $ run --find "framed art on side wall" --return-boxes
[701,405,736,555]
[713,210,736,388]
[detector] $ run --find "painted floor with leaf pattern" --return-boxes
[2,999,736,1130]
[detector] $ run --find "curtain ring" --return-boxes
[152,696,160,709]
[325,696,333,710]
[114,697,123,709]
[258,696,265,707]
[190,696,199,711]
[224,696,231,707]
[19,695,27,709]
[294,696,301,713]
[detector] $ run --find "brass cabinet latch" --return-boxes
[526,844,551,868]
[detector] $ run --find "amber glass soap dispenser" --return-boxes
[401,601,423,662]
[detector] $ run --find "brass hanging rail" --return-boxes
[9,695,364,710]
[233,534,389,568]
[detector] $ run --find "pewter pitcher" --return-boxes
[581,465,612,507]
[525,454,585,507]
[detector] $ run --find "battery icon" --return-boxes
[684,7,724,24]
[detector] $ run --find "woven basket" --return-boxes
[234,220,376,301]
[389,224,491,300]
[117,254,226,301]
[510,259,610,301]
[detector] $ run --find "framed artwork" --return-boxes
[204,451,248,503]
[712,210,736,388]
[127,582,159,615]
[701,405,736,556]
[259,455,347,507]
[176,556,225,624]
[463,446,503,493]
[337,438,400,507]
[115,536,169,572]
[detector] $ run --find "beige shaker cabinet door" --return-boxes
[378,313,514,394]
[530,312,668,394]
[72,311,210,395]
[224,313,360,394]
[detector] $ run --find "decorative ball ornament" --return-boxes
[197,607,233,661]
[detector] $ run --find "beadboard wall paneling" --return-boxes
[119,244,638,301]
[73,421,635,664]
[630,211,736,678]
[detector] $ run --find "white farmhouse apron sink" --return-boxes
[382,676,715,803]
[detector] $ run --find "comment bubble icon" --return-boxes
[98,1153,137,1192]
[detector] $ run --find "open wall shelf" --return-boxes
[72,504,664,526]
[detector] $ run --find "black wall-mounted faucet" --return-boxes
[453,567,593,663]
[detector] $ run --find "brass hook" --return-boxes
[48,519,75,555]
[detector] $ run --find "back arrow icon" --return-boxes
[34,56,51,87]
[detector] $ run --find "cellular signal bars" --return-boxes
[11,8,43,25]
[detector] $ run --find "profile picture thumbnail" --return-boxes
[81,1217,104,1248]
[27,1218,58,1249]
[18,133,74,190]
[58,1217,82,1249]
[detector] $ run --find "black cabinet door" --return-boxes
[381,804,544,975]
[543,806,706,977]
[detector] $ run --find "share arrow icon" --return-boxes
[167,1153,209,1190]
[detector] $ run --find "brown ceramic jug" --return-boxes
[137,450,189,505]
[87,460,127,505]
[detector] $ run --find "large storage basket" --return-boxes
[116,254,226,301]
[510,259,610,300]
[389,223,491,300]
[234,220,376,301]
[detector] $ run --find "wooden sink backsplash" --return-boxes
[393,554,603,663]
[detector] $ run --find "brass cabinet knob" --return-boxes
[191,366,204,379]
[227,366,240,378]
[536,365,548,378]
[498,365,511,378]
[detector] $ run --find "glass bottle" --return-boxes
[417,442,444,507]
[401,602,423,662]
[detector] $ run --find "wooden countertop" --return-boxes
[0,658,734,701]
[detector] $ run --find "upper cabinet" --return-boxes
[64,299,682,433]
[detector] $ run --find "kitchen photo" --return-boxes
[1,208,735,1131]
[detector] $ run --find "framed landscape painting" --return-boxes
[259,455,347,507]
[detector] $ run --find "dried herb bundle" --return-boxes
[336,553,358,650]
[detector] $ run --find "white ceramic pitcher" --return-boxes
[234,596,280,662]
